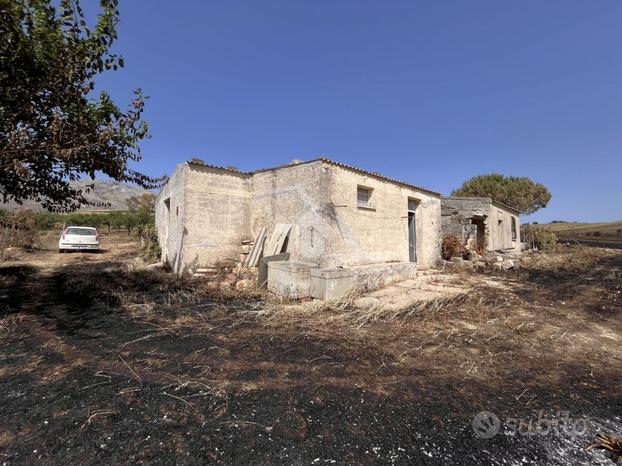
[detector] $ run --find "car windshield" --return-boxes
[66,228,96,236]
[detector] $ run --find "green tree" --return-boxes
[126,192,156,223]
[451,173,551,215]
[124,213,140,234]
[35,211,61,230]
[0,0,165,212]
[108,211,124,231]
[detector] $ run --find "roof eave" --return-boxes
[183,157,440,196]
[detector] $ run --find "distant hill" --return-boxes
[531,220,622,248]
[533,220,622,237]
[1,179,152,212]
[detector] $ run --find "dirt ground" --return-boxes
[0,235,620,465]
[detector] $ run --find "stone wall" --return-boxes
[250,161,442,269]
[182,165,252,269]
[155,164,187,272]
[441,197,521,253]
[157,160,443,272]
[488,205,521,252]
[327,165,441,268]
[250,161,335,265]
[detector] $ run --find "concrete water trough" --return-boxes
[267,261,316,299]
[267,260,418,300]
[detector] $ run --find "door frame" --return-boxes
[407,198,418,263]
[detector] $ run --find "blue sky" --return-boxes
[93,0,621,222]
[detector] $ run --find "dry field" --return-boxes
[539,220,622,236]
[0,236,620,465]
[536,220,622,249]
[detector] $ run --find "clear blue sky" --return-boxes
[93,0,621,222]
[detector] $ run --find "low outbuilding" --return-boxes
[441,197,521,253]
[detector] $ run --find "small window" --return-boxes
[357,186,373,208]
[66,227,96,236]
[511,217,517,241]
[408,198,418,212]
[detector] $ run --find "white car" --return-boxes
[58,226,101,253]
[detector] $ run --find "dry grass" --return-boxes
[265,286,515,328]
[0,314,24,333]
[519,246,615,272]
[58,262,218,312]
[247,285,535,381]
[4,242,618,384]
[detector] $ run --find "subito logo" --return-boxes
[472,411,500,439]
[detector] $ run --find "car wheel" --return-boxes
[59,249,65,253]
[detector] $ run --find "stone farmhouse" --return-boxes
[155,158,442,298]
[155,159,524,298]
[441,197,521,254]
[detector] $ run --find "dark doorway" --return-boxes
[472,217,486,253]
[408,212,416,262]
[408,198,418,262]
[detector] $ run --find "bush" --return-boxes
[523,225,557,251]
[0,210,39,254]
[138,224,161,263]
[442,235,464,260]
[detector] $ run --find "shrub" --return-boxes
[473,239,487,256]
[138,224,161,263]
[442,235,464,260]
[0,210,39,254]
[523,225,557,251]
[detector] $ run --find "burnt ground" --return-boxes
[0,242,621,465]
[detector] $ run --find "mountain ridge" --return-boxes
[1,179,152,211]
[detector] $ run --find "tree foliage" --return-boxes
[451,173,551,215]
[33,210,154,233]
[0,0,165,212]
[126,193,156,215]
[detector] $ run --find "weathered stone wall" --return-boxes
[488,205,521,252]
[182,165,251,269]
[250,161,336,265]
[327,165,441,268]
[441,197,491,246]
[157,160,443,272]
[250,161,441,268]
[441,197,521,253]
[155,164,187,272]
